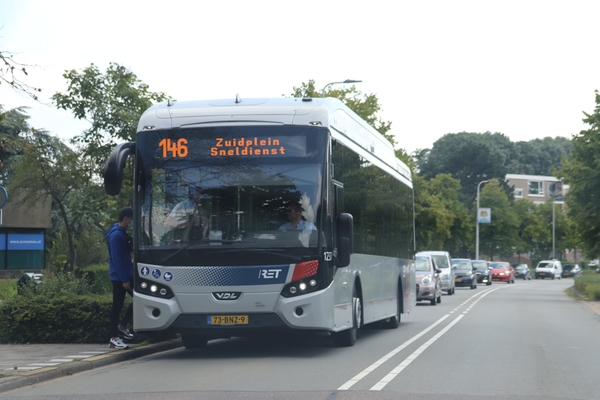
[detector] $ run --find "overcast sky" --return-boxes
[1,0,599,154]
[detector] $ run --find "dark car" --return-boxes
[472,260,492,285]
[562,263,582,277]
[513,264,532,280]
[452,258,477,289]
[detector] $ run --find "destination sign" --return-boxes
[158,135,307,159]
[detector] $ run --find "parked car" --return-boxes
[472,260,492,285]
[415,255,442,305]
[535,260,562,279]
[452,258,477,289]
[489,261,515,284]
[562,263,582,277]
[513,264,532,280]
[415,251,455,295]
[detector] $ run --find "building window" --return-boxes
[548,181,564,202]
[528,181,544,196]
[514,188,523,198]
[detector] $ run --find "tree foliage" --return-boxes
[0,105,29,184]
[414,173,469,253]
[557,90,600,258]
[52,62,168,169]
[288,79,394,145]
[477,182,520,260]
[7,130,103,271]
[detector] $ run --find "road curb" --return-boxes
[0,339,183,394]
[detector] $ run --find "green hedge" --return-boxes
[0,293,114,343]
[574,272,600,301]
[0,270,177,344]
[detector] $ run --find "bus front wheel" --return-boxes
[333,291,361,347]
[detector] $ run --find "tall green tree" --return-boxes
[0,105,29,184]
[288,79,393,143]
[7,130,102,271]
[477,182,519,260]
[557,90,600,258]
[52,62,168,169]
[414,173,468,253]
[416,132,513,206]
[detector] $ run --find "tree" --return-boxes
[414,173,469,253]
[477,182,519,260]
[288,79,394,144]
[557,90,600,258]
[417,132,514,207]
[507,137,572,176]
[0,50,42,99]
[513,199,545,261]
[52,62,169,169]
[0,105,29,184]
[7,130,103,272]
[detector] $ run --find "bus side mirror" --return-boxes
[336,213,353,268]
[104,142,135,196]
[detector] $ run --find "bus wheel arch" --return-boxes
[333,278,362,347]
[382,277,402,329]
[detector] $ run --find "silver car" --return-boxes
[415,251,455,295]
[415,255,442,305]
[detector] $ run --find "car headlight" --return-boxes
[421,275,431,285]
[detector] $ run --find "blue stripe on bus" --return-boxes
[138,265,290,286]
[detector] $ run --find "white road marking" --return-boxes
[338,286,504,391]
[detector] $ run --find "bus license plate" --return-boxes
[209,315,249,325]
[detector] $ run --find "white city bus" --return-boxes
[104,96,416,348]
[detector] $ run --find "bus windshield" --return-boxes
[135,125,328,265]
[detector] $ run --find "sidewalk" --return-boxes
[0,339,183,393]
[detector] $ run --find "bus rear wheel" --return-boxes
[181,333,208,349]
[333,291,361,347]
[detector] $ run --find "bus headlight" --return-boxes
[136,280,174,299]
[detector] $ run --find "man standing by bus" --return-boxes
[106,206,135,349]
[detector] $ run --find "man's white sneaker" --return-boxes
[109,337,128,349]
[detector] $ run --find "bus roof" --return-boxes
[137,97,412,185]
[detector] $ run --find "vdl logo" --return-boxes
[259,269,282,279]
[212,292,242,301]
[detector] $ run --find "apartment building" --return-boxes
[505,174,568,204]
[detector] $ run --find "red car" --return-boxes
[489,261,515,284]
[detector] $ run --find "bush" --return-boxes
[574,272,600,301]
[0,280,17,301]
[0,270,178,344]
[0,292,114,343]
[0,271,125,343]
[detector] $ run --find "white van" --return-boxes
[415,251,455,295]
[535,260,562,280]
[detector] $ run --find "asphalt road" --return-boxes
[3,278,599,400]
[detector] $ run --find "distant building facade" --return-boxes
[0,192,51,273]
[505,174,568,204]
[505,174,578,264]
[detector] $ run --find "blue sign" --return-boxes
[152,269,162,279]
[7,234,44,250]
[164,272,173,282]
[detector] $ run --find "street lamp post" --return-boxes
[476,179,496,260]
[321,79,362,97]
